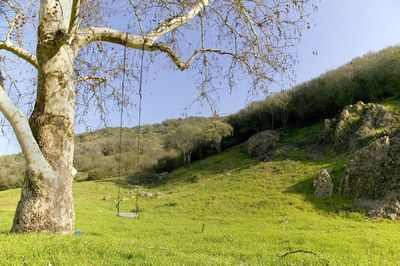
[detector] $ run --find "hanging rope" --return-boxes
[116,33,129,215]
[135,42,145,215]
[116,31,145,217]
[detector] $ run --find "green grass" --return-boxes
[281,123,324,145]
[381,97,400,115]
[1,140,400,265]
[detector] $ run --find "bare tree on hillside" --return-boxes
[0,0,316,233]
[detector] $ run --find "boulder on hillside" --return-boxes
[367,193,400,220]
[157,172,169,180]
[246,130,280,160]
[340,129,400,219]
[313,169,333,198]
[324,101,399,152]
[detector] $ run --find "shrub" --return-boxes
[87,169,110,181]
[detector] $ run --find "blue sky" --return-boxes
[1,0,400,155]
[140,0,400,121]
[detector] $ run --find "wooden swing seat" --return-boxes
[117,212,139,219]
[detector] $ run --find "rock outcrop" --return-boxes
[246,130,279,160]
[340,129,400,219]
[367,193,400,220]
[324,101,399,152]
[313,169,333,198]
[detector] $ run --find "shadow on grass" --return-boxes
[285,176,360,215]
[277,148,363,215]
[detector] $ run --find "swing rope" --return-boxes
[116,35,128,215]
[116,32,145,217]
[135,41,145,214]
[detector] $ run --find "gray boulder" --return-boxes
[367,193,400,220]
[313,169,333,198]
[326,101,398,151]
[155,192,165,198]
[246,130,279,160]
[139,191,154,197]
[157,172,169,180]
[340,129,400,219]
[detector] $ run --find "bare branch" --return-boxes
[0,40,38,68]
[76,27,145,49]
[75,75,107,84]
[76,27,249,71]
[0,72,53,176]
[68,0,81,36]
[146,0,211,41]
[2,0,20,41]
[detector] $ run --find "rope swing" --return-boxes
[116,34,145,219]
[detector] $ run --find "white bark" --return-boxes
[146,0,211,41]
[10,0,77,233]
[0,41,38,68]
[0,83,53,177]
[39,0,73,31]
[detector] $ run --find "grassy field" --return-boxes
[1,119,400,265]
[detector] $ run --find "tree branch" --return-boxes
[68,0,81,36]
[76,0,212,69]
[146,0,211,41]
[76,27,241,71]
[0,74,53,177]
[76,27,146,49]
[0,40,38,69]
[75,75,107,84]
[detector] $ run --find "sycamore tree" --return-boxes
[164,124,202,165]
[0,0,316,233]
[203,119,233,153]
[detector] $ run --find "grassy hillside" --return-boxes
[1,116,400,265]
[0,117,217,190]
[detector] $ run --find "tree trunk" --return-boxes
[216,142,221,153]
[12,44,76,233]
[187,151,192,165]
[12,0,76,233]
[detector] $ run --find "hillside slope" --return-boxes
[1,117,400,265]
[0,117,214,190]
[2,45,400,191]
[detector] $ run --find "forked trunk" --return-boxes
[12,45,76,233]
[12,0,76,233]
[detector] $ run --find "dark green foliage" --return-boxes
[0,154,25,191]
[227,46,400,143]
[154,155,183,173]
[87,169,110,181]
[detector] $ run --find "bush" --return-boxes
[155,155,183,173]
[87,169,110,181]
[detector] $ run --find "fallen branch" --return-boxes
[280,249,318,258]
[279,249,329,265]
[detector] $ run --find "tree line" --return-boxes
[226,45,400,144]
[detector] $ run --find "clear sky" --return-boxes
[1,0,400,155]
